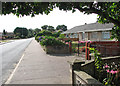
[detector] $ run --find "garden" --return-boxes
[35,30,70,54]
[89,48,120,86]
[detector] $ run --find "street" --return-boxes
[0,38,33,84]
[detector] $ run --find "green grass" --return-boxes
[0,40,9,42]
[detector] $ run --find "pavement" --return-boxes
[4,39,85,84]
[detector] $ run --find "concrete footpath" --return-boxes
[5,39,85,84]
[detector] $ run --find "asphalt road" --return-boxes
[0,38,33,84]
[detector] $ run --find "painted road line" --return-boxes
[5,54,24,84]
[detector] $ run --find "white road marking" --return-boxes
[5,54,25,84]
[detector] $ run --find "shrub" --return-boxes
[52,32,61,38]
[59,34,65,39]
[103,62,120,86]
[35,36,41,42]
[41,30,52,36]
[40,36,66,46]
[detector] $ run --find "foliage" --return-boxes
[41,30,53,36]
[2,2,120,40]
[47,26,55,32]
[3,29,7,35]
[28,29,34,38]
[2,2,120,26]
[40,36,66,46]
[59,34,65,39]
[56,25,67,32]
[111,26,120,41]
[103,62,120,86]
[41,25,48,30]
[35,30,52,37]
[34,28,41,35]
[14,36,20,39]
[41,25,55,32]
[14,27,28,38]
[52,31,61,38]
[89,48,103,81]
[89,47,120,85]
[35,36,41,42]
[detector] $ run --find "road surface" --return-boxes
[0,38,33,84]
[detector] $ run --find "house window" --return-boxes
[70,33,74,38]
[66,34,69,38]
[102,32,110,39]
[70,34,72,38]
[91,32,97,39]
[82,32,85,40]
[74,33,78,38]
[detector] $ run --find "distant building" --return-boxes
[63,22,115,41]
[0,32,2,40]
[2,32,14,36]
[2,32,14,39]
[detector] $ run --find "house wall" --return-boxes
[78,30,114,41]
[78,32,82,41]
[64,30,115,42]
[63,33,79,41]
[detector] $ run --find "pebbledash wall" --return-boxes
[69,56,120,86]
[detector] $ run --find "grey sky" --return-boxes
[0,8,98,32]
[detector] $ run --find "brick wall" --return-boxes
[43,45,70,54]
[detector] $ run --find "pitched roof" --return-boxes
[63,22,114,34]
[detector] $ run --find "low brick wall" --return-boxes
[43,45,70,54]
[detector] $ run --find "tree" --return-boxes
[34,28,41,35]
[56,25,67,31]
[14,27,28,38]
[2,2,120,40]
[3,29,6,35]
[41,25,48,30]
[47,26,55,32]
[28,29,34,38]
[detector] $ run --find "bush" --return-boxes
[35,36,41,42]
[14,36,20,39]
[40,36,66,46]
[52,32,61,38]
[59,34,65,39]
[103,62,120,86]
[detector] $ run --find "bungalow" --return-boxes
[63,22,115,41]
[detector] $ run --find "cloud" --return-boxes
[0,8,97,32]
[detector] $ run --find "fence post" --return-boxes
[69,41,72,54]
[78,41,79,56]
[88,42,91,60]
[85,42,91,60]
[85,42,88,60]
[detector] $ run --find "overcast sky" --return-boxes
[0,8,98,32]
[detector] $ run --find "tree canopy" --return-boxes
[41,25,55,32]
[56,25,67,31]
[2,2,120,40]
[41,25,48,30]
[14,27,28,38]
[47,26,55,32]
[3,29,7,35]
[34,28,41,35]
[28,29,34,38]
